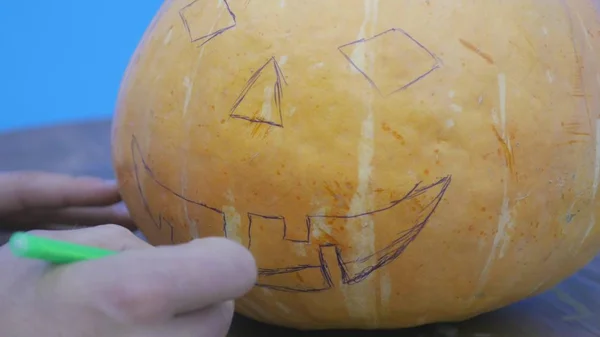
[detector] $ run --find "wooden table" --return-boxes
[1,120,599,337]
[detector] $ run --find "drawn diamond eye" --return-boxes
[179,0,237,46]
[338,28,442,97]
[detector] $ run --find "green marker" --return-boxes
[8,231,118,264]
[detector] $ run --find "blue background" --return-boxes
[0,0,163,132]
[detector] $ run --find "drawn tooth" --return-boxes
[130,136,229,244]
[132,136,451,293]
[131,136,451,292]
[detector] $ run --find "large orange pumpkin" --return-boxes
[111,0,600,330]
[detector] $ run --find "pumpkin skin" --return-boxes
[111,0,600,330]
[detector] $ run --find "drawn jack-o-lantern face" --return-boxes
[112,0,600,330]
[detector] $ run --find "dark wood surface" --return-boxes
[1,120,599,337]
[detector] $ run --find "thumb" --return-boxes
[45,237,257,324]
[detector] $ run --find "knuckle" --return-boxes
[100,223,133,236]
[212,301,235,336]
[94,224,148,251]
[99,282,168,324]
[204,237,256,265]
[222,300,235,320]
[193,237,258,291]
[24,229,50,237]
[24,229,66,241]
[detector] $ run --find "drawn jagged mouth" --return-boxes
[130,134,452,292]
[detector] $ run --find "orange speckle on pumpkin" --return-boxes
[381,122,406,144]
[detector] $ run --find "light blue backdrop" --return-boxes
[0,0,163,132]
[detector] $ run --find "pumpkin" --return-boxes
[111,0,600,330]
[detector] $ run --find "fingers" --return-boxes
[29,224,151,251]
[129,301,235,337]
[48,202,136,229]
[5,227,138,266]
[0,171,122,214]
[10,225,153,305]
[52,237,257,324]
[0,171,136,231]
[5,202,136,230]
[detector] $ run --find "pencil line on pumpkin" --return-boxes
[130,132,452,292]
[179,0,237,46]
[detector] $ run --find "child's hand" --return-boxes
[0,225,257,337]
[0,171,134,230]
